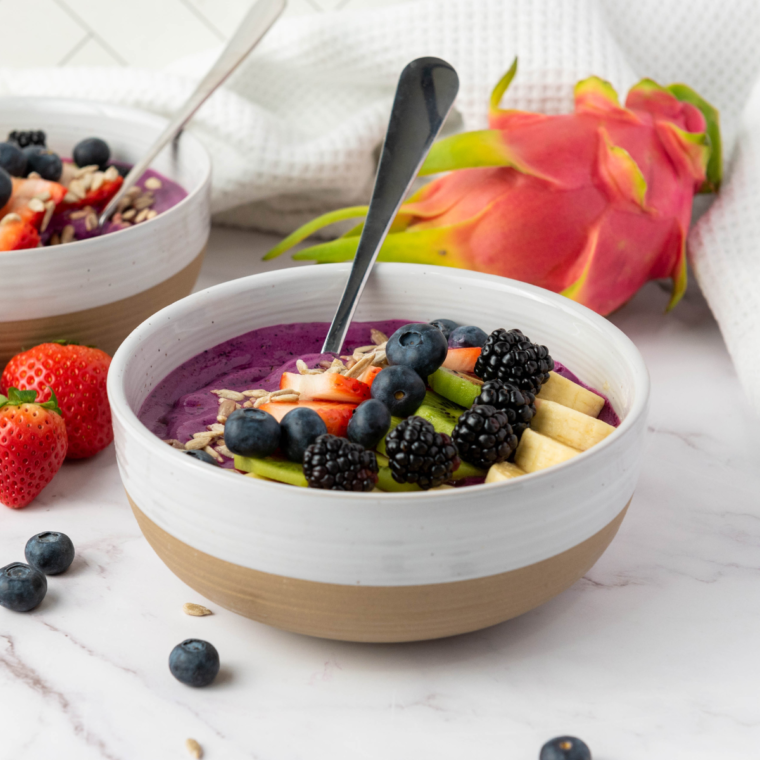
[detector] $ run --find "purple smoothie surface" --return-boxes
[139,320,620,446]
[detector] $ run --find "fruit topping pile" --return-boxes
[0,130,168,251]
[165,318,618,492]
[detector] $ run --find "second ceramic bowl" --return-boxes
[109,263,649,642]
[0,97,211,368]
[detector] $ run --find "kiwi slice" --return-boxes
[428,367,483,408]
[234,455,308,487]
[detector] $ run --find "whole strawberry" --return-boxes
[1,342,112,459]
[0,388,68,509]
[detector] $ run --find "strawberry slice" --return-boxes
[358,365,382,387]
[0,217,40,251]
[260,401,357,437]
[0,178,67,229]
[443,347,481,373]
[280,371,371,403]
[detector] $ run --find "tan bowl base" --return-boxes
[0,247,205,368]
[129,493,629,643]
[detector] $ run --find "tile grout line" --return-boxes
[51,0,129,66]
[178,0,227,42]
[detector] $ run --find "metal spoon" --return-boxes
[98,0,286,228]
[321,57,459,354]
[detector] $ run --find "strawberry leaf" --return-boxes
[0,386,62,416]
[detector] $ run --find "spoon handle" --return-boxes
[321,57,459,354]
[98,0,286,227]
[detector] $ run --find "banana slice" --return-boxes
[485,461,526,483]
[537,371,605,418]
[515,429,581,473]
[532,398,615,451]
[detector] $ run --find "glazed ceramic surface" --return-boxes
[109,264,649,592]
[0,97,211,361]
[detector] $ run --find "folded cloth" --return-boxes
[2,0,760,407]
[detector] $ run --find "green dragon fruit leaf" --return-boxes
[667,82,722,192]
[489,57,519,115]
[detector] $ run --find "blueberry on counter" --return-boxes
[224,408,281,458]
[169,639,220,687]
[183,449,219,466]
[24,146,62,181]
[386,323,448,379]
[371,365,426,417]
[0,142,27,177]
[0,563,47,612]
[24,532,75,576]
[429,318,459,340]
[347,399,391,449]
[449,325,488,349]
[0,167,12,209]
[73,137,111,170]
[280,407,327,463]
[539,736,591,760]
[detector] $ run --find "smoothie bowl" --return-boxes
[0,98,211,368]
[109,263,649,642]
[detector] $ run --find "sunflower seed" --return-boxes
[271,388,299,398]
[269,393,299,403]
[135,208,150,223]
[319,360,333,369]
[90,172,104,192]
[85,212,98,232]
[217,399,237,423]
[116,196,132,212]
[67,179,86,199]
[80,172,93,191]
[296,359,310,375]
[325,358,345,374]
[242,389,268,398]
[372,349,387,367]
[70,209,88,220]
[74,164,98,178]
[27,171,41,179]
[353,345,377,355]
[215,443,234,458]
[61,225,76,244]
[203,446,223,462]
[145,209,158,220]
[0,213,21,226]
[49,233,61,245]
[185,738,203,759]
[183,602,212,617]
[104,166,120,181]
[133,193,154,211]
[207,423,225,433]
[344,354,373,379]
[185,433,215,450]
[40,201,55,233]
[145,176,162,190]
[33,190,51,202]
[371,329,388,345]
[126,185,142,199]
[164,439,185,449]
[253,394,271,409]
[211,389,245,401]
[27,198,45,213]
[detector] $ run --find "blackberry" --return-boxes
[385,416,459,490]
[8,130,46,149]
[303,434,378,491]
[451,405,517,469]
[473,379,536,437]
[474,328,554,394]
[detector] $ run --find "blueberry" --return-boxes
[347,399,391,449]
[386,323,448,379]
[0,563,47,612]
[24,532,75,576]
[449,325,488,349]
[0,167,11,208]
[183,449,219,466]
[371,365,426,417]
[280,407,327,462]
[224,408,281,458]
[169,639,220,687]
[24,146,62,181]
[539,736,591,760]
[0,142,26,177]
[73,137,111,170]
[429,319,459,340]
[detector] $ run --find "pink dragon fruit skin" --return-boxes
[266,61,721,316]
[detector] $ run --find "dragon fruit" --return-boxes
[266,61,721,315]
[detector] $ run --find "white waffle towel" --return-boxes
[2,0,760,408]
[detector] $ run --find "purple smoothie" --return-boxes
[40,162,187,245]
[139,321,620,447]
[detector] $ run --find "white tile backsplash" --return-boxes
[0,0,414,69]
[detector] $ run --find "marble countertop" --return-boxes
[2,227,757,760]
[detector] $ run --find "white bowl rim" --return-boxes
[0,95,211,263]
[109,263,651,501]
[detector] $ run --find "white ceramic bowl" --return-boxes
[109,263,649,642]
[0,97,211,367]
